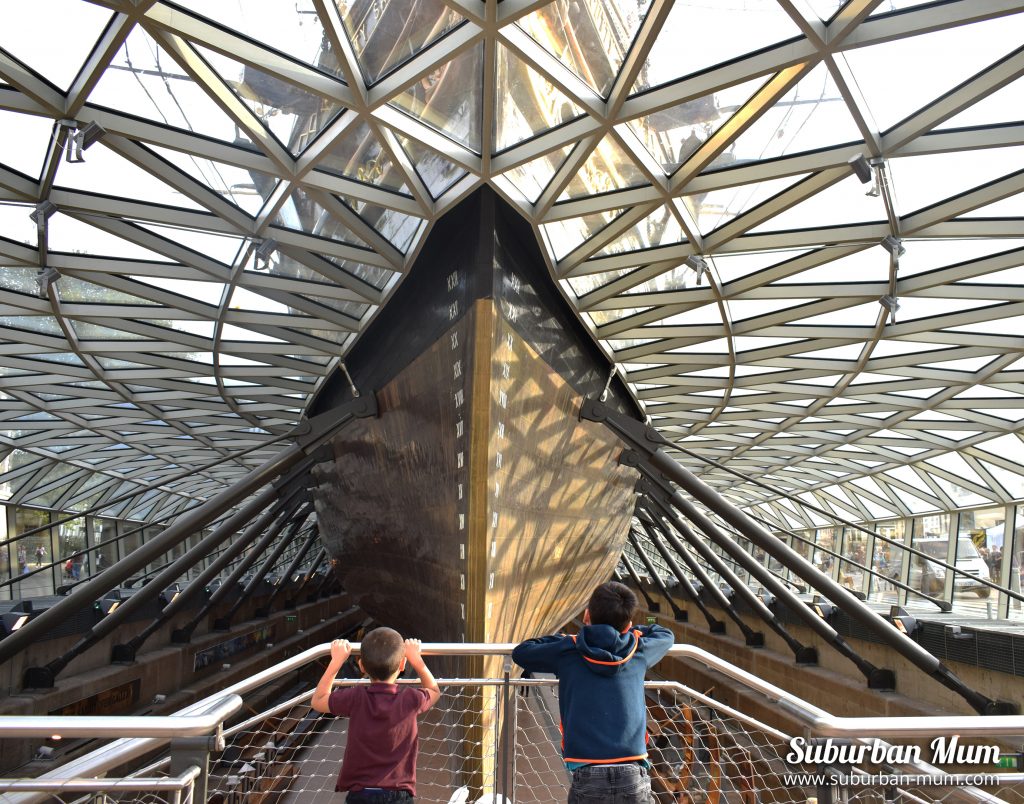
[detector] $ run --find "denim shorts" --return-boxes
[568,763,652,804]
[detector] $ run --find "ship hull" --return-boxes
[310,187,641,647]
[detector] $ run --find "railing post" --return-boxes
[169,737,213,804]
[509,669,518,804]
[499,659,513,804]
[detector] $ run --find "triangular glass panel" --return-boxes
[283,325,351,347]
[90,27,260,148]
[516,0,650,97]
[73,321,148,341]
[631,0,801,95]
[192,43,345,156]
[149,144,278,216]
[868,1,938,15]
[0,267,44,297]
[333,0,465,85]
[339,195,423,253]
[628,77,765,174]
[0,0,112,91]
[804,0,843,21]
[55,277,160,306]
[495,43,584,152]
[170,1,346,80]
[771,249,885,285]
[564,267,637,298]
[318,254,393,290]
[897,238,1024,279]
[888,146,1024,216]
[318,121,409,192]
[501,146,571,204]
[540,209,626,261]
[274,187,369,246]
[391,43,484,153]
[395,133,467,199]
[43,214,179,263]
[958,190,1024,219]
[708,64,861,171]
[54,142,206,211]
[940,74,1024,131]
[559,135,648,200]
[746,174,887,233]
[0,111,53,179]
[135,223,248,264]
[683,173,808,236]
[843,13,1024,132]
[978,459,1024,499]
[596,204,686,257]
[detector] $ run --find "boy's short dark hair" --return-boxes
[360,627,404,680]
[588,581,637,631]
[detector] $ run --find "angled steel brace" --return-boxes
[636,472,816,664]
[215,506,315,630]
[113,484,307,661]
[638,510,759,644]
[618,552,662,613]
[289,546,328,606]
[254,526,321,617]
[626,527,685,620]
[173,496,307,642]
[5,393,376,683]
[582,399,1016,715]
[632,510,724,632]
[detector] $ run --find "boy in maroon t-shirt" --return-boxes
[312,628,440,802]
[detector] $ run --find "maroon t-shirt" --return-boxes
[328,683,433,794]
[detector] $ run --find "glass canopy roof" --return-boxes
[1,0,1024,527]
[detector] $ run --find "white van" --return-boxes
[911,537,992,598]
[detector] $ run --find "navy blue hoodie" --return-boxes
[511,623,674,767]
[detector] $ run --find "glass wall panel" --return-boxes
[908,513,951,605]
[0,504,9,600]
[838,526,867,593]
[1010,507,1024,621]
[93,517,118,572]
[812,526,838,579]
[119,521,143,561]
[13,507,53,597]
[868,519,905,604]
[57,516,87,584]
[954,506,1002,616]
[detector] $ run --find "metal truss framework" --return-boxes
[0,0,1023,528]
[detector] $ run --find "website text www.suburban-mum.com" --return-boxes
[782,772,1002,788]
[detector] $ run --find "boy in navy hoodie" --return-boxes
[512,581,674,804]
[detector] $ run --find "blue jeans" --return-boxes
[568,763,652,804]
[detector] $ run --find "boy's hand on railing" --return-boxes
[404,638,425,667]
[330,639,351,665]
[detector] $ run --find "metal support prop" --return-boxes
[618,553,661,612]
[582,399,1016,715]
[216,506,315,629]
[290,546,327,606]
[638,478,816,662]
[641,499,770,647]
[635,516,731,635]
[256,525,321,617]
[625,529,676,616]
[129,486,304,651]
[640,462,868,666]
[174,498,308,641]
[626,522,687,620]
[3,393,376,675]
[100,486,276,664]
[639,520,721,631]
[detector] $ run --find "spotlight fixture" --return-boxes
[29,200,58,232]
[848,153,872,184]
[253,237,278,270]
[810,595,835,621]
[889,605,918,635]
[61,120,106,163]
[684,255,708,285]
[879,294,900,325]
[880,235,905,258]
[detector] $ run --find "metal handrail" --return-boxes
[0,765,200,793]
[0,693,242,739]
[6,643,1024,804]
